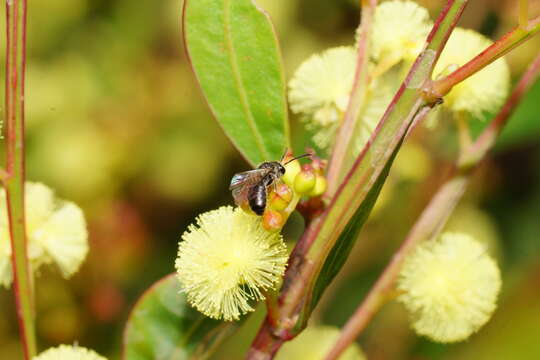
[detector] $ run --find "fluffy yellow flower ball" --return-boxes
[0,182,88,288]
[398,232,501,343]
[175,206,288,321]
[434,28,510,118]
[288,46,357,150]
[369,0,432,63]
[33,344,107,360]
[276,326,365,360]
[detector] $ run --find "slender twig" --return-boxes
[427,15,540,101]
[326,0,377,197]
[3,0,35,359]
[325,52,540,360]
[519,0,529,28]
[459,52,540,167]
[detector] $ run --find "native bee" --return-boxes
[229,153,310,215]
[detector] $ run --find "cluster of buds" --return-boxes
[262,150,327,232]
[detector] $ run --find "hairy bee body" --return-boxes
[230,161,286,215]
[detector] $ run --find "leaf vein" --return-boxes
[223,0,269,162]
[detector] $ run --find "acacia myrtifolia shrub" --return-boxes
[2,1,540,359]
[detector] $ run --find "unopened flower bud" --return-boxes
[269,193,289,212]
[311,157,327,174]
[269,183,293,212]
[275,183,293,203]
[263,210,285,232]
[309,175,328,197]
[282,160,301,187]
[294,165,316,195]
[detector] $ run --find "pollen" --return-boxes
[398,232,502,343]
[33,344,107,360]
[0,182,88,288]
[175,206,288,321]
[434,28,510,118]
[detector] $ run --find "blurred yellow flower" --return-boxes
[288,46,357,150]
[276,326,365,360]
[33,344,106,360]
[369,1,432,63]
[434,28,510,118]
[0,182,88,288]
[398,232,501,342]
[175,206,288,321]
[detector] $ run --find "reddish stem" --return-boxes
[325,51,540,360]
[326,0,377,196]
[3,0,36,358]
[428,15,540,101]
[246,320,285,360]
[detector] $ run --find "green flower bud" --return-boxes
[308,175,327,197]
[282,160,301,187]
[269,193,289,212]
[294,165,316,195]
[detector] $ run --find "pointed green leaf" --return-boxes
[308,145,400,314]
[123,274,234,360]
[183,0,289,166]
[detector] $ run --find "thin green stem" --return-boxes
[324,51,540,360]
[324,175,468,360]
[326,0,377,197]
[428,15,540,101]
[459,52,540,168]
[3,0,36,359]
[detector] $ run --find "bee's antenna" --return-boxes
[283,153,311,165]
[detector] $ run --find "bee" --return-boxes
[229,152,310,215]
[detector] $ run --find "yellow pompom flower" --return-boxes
[434,28,510,118]
[276,326,365,360]
[33,344,107,360]
[175,206,288,321]
[369,1,432,64]
[398,232,501,343]
[0,182,88,288]
[288,46,357,150]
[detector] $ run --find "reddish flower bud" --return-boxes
[263,210,285,232]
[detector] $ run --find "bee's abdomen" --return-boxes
[248,184,266,216]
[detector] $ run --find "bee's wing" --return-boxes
[229,169,269,207]
[229,169,269,190]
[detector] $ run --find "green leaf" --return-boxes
[183,0,290,166]
[123,274,234,360]
[306,143,400,320]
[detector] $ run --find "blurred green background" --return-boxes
[1,0,540,359]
